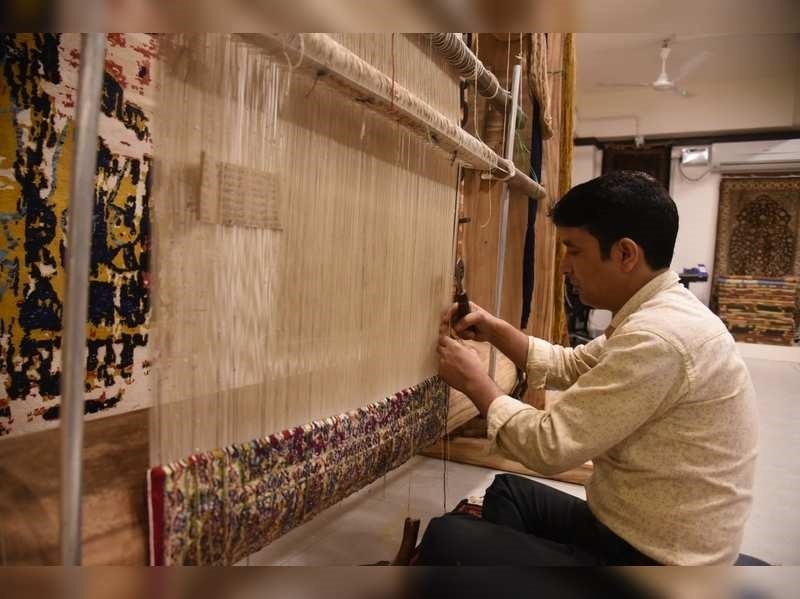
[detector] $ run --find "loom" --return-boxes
[0,32,576,565]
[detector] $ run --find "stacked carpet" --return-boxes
[716,276,798,345]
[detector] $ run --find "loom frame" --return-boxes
[238,33,545,200]
[423,33,528,128]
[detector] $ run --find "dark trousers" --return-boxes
[415,474,660,566]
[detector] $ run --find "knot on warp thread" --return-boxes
[493,161,516,182]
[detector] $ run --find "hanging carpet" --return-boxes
[712,175,800,345]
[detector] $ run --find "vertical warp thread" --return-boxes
[150,34,459,563]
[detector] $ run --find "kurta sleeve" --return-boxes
[487,330,687,475]
[527,334,607,390]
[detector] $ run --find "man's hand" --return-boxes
[442,301,531,372]
[443,301,497,343]
[437,334,504,417]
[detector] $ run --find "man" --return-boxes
[419,170,759,566]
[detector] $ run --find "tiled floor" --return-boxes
[246,356,800,566]
[739,357,800,565]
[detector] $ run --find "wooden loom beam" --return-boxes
[421,437,593,486]
[238,33,545,200]
[422,33,528,128]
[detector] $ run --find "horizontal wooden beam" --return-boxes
[575,128,800,148]
[421,436,593,487]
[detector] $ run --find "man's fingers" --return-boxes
[460,329,476,341]
[437,335,449,351]
[439,334,457,348]
[438,319,450,336]
[452,310,479,335]
[442,302,458,323]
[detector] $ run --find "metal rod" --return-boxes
[60,33,106,567]
[489,63,522,379]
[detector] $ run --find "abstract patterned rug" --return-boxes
[147,375,449,565]
[0,33,155,436]
[712,175,800,343]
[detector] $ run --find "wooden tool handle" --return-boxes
[452,292,476,333]
[454,292,471,322]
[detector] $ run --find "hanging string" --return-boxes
[442,410,448,512]
[390,33,396,112]
[471,35,494,231]
[472,34,483,143]
[479,180,494,229]
[281,33,305,100]
[500,33,512,157]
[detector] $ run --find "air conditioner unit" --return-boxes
[710,139,800,173]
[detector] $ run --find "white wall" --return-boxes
[572,146,611,335]
[576,76,797,139]
[668,150,722,305]
[572,145,600,185]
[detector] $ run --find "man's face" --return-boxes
[557,226,619,310]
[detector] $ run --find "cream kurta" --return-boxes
[486,270,759,565]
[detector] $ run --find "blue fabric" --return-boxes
[735,553,770,566]
[521,97,543,330]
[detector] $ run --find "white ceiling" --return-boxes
[575,33,800,93]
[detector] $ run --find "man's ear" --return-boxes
[615,238,641,273]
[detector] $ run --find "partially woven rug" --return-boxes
[147,376,448,565]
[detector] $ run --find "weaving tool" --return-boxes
[452,257,475,333]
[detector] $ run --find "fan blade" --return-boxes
[673,50,711,84]
[596,82,651,88]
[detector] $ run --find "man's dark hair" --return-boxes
[549,170,679,270]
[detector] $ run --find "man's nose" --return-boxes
[559,255,572,275]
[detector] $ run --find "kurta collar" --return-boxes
[604,270,679,338]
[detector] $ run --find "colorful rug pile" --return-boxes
[147,376,448,565]
[716,276,798,345]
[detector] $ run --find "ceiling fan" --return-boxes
[597,38,711,97]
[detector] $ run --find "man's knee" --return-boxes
[416,514,484,565]
[417,515,460,560]
[486,472,532,499]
